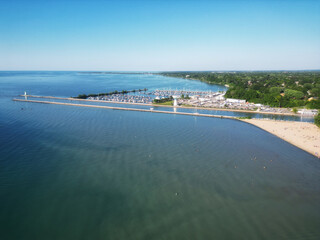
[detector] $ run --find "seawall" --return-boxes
[13,98,237,120]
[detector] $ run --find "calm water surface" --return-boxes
[0,72,320,240]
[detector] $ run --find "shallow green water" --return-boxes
[0,72,319,240]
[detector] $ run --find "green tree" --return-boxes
[284,89,304,99]
[310,88,320,97]
[77,94,87,99]
[315,114,320,127]
[292,107,298,114]
[306,100,320,109]
[269,87,282,94]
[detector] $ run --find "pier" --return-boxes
[13,98,237,120]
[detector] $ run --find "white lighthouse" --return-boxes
[172,95,179,107]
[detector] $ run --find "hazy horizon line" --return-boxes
[1,69,320,72]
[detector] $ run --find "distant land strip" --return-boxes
[20,95,298,116]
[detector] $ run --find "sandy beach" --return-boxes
[242,119,320,158]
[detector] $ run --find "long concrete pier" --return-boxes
[21,95,153,106]
[20,95,298,116]
[13,98,238,120]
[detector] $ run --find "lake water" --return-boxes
[1,71,320,240]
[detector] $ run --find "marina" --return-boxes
[16,94,315,122]
[71,88,318,116]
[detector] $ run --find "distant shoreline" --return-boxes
[21,95,302,117]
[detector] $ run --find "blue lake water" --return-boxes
[0,71,320,240]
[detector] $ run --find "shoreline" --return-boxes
[241,119,320,158]
[21,95,301,116]
[14,98,319,157]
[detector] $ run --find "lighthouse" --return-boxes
[172,95,179,107]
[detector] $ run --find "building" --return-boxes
[226,98,246,104]
[298,109,318,116]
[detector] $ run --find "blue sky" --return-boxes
[0,0,319,71]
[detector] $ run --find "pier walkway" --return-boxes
[13,98,237,120]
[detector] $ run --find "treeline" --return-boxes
[159,71,320,109]
[181,94,190,99]
[75,88,148,99]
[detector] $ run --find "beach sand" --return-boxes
[242,119,320,158]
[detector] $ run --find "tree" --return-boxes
[77,94,87,99]
[284,89,304,99]
[310,88,320,97]
[306,100,320,109]
[315,114,320,127]
[292,107,298,114]
[244,89,259,100]
[275,95,282,107]
[269,87,282,94]
[303,83,313,90]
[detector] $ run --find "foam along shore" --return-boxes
[21,95,299,116]
[242,119,320,158]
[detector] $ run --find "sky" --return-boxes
[0,0,319,71]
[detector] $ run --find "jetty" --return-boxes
[13,98,237,120]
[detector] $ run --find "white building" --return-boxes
[215,95,225,101]
[226,98,246,104]
[190,95,199,100]
[298,109,318,116]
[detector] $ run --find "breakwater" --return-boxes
[13,98,238,120]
